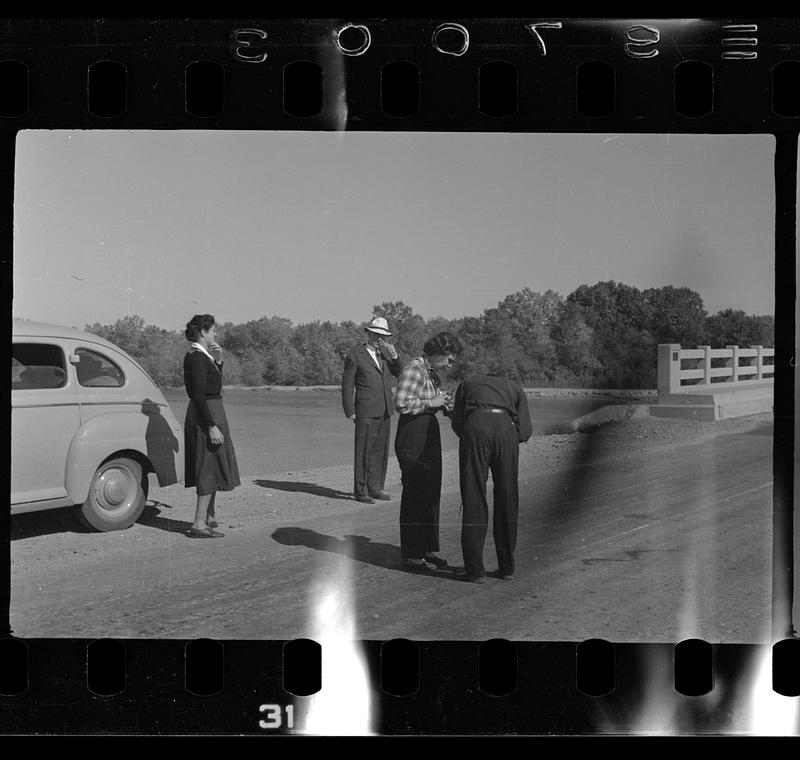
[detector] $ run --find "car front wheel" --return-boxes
[76,456,148,531]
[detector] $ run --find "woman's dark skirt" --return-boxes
[394,412,442,559]
[184,398,241,495]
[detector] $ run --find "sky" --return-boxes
[13,130,775,332]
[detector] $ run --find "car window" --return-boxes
[12,343,68,389]
[75,348,125,387]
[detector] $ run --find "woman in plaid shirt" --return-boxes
[394,331,463,570]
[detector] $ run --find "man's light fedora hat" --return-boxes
[364,316,392,336]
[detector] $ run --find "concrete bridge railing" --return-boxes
[657,343,774,399]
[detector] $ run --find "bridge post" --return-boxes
[658,343,682,399]
[726,345,740,384]
[755,345,764,380]
[698,345,712,386]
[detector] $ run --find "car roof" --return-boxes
[13,319,123,351]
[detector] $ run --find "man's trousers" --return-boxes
[353,414,391,497]
[459,411,520,578]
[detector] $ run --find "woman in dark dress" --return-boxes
[393,331,462,569]
[183,314,240,538]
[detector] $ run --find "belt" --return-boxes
[473,407,506,414]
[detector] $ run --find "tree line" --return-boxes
[85,281,774,390]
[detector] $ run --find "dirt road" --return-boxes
[10,413,773,643]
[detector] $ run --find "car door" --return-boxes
[11,339,81,505]
[69,340,183,491]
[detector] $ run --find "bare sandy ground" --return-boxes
[11,411,772,575]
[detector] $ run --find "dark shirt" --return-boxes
[183,350,223,428]
[450,373,533,442]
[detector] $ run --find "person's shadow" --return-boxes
[141,399,179,485]
[270,527,458,578]
[136,501,194,534]
[255,480,353,500]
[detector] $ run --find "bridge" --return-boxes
[651,343,774,420]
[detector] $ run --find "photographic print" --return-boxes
[10,129,777,648]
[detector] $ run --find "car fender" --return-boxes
[66,409,182,502]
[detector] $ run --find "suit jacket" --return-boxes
[341,343,402,418]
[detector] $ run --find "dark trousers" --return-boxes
[394,413,441,559]
[353,415,391,497]
[459,412,520,578]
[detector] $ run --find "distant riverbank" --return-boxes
[162,387,638,476]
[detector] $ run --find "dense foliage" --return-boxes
[85,281,774,389]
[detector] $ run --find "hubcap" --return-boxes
[94,466,135,515]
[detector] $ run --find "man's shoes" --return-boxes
[424,554,448,568]
[490,570,514,580]
[368,491,392,500]
[404,557,436,571]
[354,494,375,504]
[454,569,484,584]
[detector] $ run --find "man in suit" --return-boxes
[449,371,533,583]
[341,316,402,504]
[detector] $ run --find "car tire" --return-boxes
[76,456,148,531]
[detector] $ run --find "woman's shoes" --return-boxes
[404,557,436,571]
[206,518,218,529]
[186,526,225,538]
[424,554,448,568]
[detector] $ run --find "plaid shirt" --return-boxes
[394,356,441,415]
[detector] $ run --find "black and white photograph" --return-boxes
[10,129,778,654]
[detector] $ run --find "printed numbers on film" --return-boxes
[431,23,470,56]
[525,22,563,56]
[258,704,295,729]
[230,28,269,63]
[335,23,372,56]
[231,21,767,63]
[721,24,758,60]
[625,25,660,58]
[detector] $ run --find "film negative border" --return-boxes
[0,16,798,736]
[0,18,796,130]
[0,638,798,734]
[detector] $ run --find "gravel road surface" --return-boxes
[10,412,774,643]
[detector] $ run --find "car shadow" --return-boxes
[254,479,354,501]
[10,507,94,539]
[270,527,461,580]
[11,500,194,539]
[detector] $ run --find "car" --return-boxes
[11,319,185,531]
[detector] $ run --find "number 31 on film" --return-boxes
[258,703,295,729]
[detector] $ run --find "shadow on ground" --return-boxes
[136,501,195,534]
[255,479,354,501]
[270,527,463,580]
[10,506,93,539]
[11,500,196,540]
